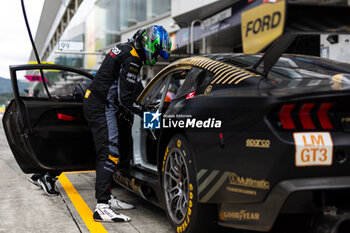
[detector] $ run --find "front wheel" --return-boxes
[162,134,212,233]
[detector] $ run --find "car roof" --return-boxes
[172,56,261,85]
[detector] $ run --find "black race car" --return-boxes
[3,52,350,232]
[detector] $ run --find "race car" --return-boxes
[5,0,350,232]
[3,52,350,233]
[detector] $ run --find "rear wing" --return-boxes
[242,0,350,75]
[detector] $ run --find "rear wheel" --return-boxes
[162,134,212,233]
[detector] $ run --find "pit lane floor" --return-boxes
[0,121,313,233]
[0,122,174,233]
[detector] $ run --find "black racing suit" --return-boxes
[83,42,144,202]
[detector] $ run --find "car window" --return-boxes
[175,67,213,98]
[147,70,188,105]
[16,69,92,101]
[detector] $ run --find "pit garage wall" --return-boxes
[321,34,350,62]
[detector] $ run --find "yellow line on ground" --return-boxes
[63,170,95,174]
[58,172,108,233]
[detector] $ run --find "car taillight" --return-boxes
[278,104,296,129]
[298,103,315,129]
[318,103,334,129]
[276,102,334,131]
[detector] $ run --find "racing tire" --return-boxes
[162,134,213,233]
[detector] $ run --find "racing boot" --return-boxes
[93,203,131,222]
[108,195,135,210]
[28,173,43,189]
[38,173,59,196]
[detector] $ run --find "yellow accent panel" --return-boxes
[108,155,119,165]
[58,173,108,233]
[84,89,91,99]
[130,46,140,59]
[241,0,286,54]
[332,74,343,83]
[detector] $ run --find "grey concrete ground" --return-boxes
[0,122,173,233]
[0,119,310,233]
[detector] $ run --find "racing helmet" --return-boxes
[140,25,171,66]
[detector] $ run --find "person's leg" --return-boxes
[84,98,132,222]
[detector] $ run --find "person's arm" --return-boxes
[118,56,144,116]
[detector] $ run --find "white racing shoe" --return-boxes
[109,195,135,210]
[93,203,131,222]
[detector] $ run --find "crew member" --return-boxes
[83,25,171,222]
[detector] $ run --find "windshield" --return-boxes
[226,54,350,80]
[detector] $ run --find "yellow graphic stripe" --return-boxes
[234,75,254,84]
[197,60,212,68]
[130,46,140,59]
[228,73,251,84]
[178,57,260,85]
[223,72,247,84]
[208,63,222,73]
[58,173,108,233]
[216,70,241,84]
[108,155,119,165]
[210,67,232,84]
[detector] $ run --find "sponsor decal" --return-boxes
[229,173,270,190]
[129,66,138,73]
[177,183,194,233]
[226,186,256,196]
[126,72,137,83]
[241,0,285,54]
[246,139,270,148]
[293,132,333,166]
[143,112,222,129]
[220,210,260,221]
[109,46,121,57]
[342,117,350,122]
[126,77,136,83]
[143,111,161,129]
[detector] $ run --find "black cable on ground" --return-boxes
[20,0,51,98]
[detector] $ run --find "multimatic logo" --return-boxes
[143,111,161,129]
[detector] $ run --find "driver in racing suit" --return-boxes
[83,25,171,222]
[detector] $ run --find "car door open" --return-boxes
[2,64,96,173]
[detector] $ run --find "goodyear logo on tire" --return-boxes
[241,0,286,54]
